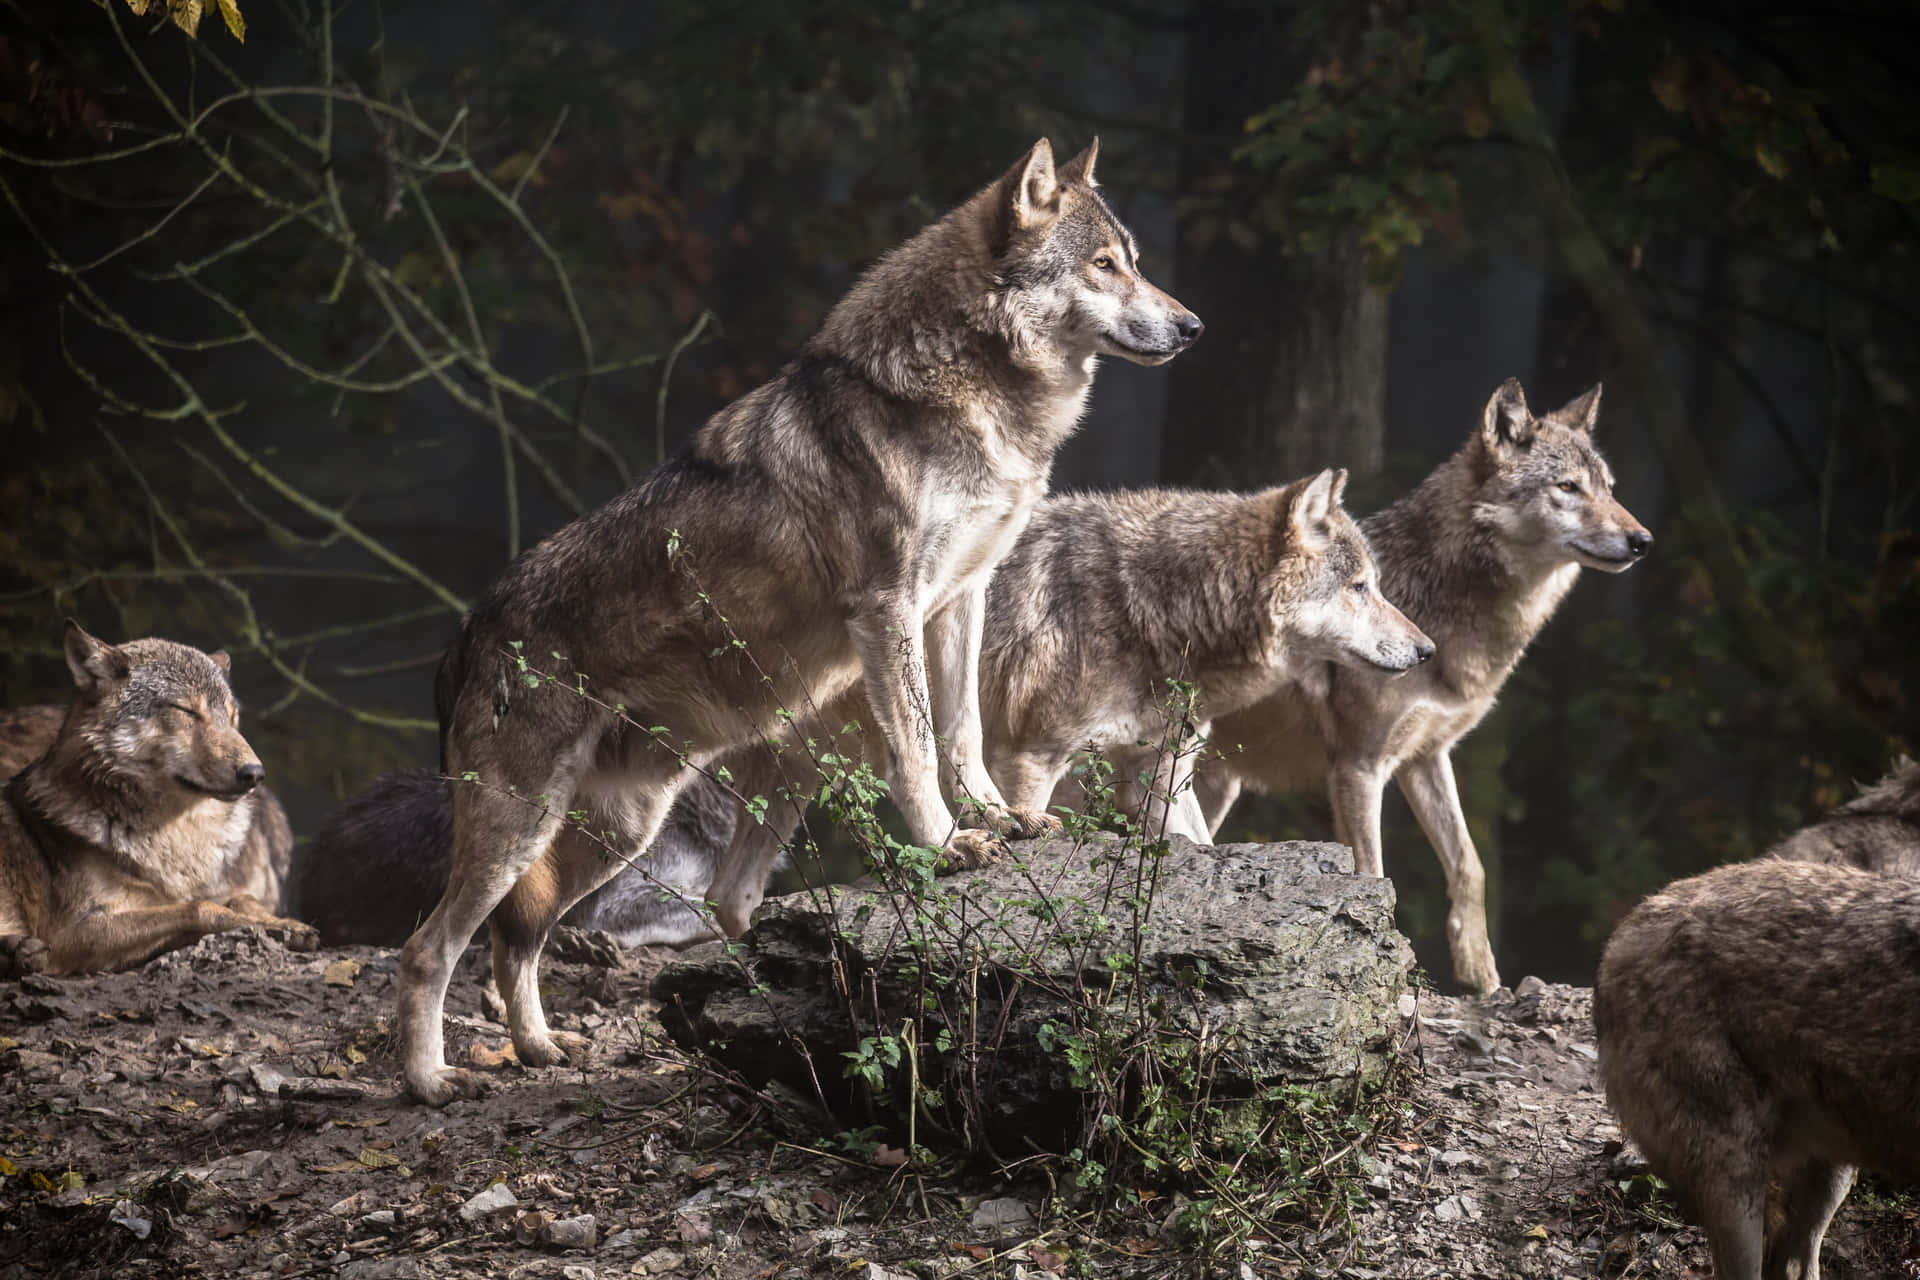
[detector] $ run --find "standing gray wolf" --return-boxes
[292,766,742,948]
[1595,859,1920,1280]
[1188,379,1652,993]
[401,138,1201,1104]
[1767,756,1920,875]
[982,470,1432,840]
[0,621,316,976]
[0,702,293,912]
[701,471,1433,934]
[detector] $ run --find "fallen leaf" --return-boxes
[330,1118,388,1130]
[1524,1223,1550,1240]
[951,1243,992,1261]
[344,1045,368,1065]
[210,1211,251,1239]
[685,1162,722,1182]
[869,1143,908,1168]
[0,1156,17,1176]
[318,1062,352,1080]
[322,959,361,988]
[1032,1248,1068,1274]
[468,1041,517,1069]
[809,1187,840,1214]
[357,1146,400,1170]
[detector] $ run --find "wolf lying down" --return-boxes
[0,621,314,977]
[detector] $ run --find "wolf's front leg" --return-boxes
[45,900,305,974]
[925,587,1057,840]
[1394,750,1500,994]
[850,597,993,867]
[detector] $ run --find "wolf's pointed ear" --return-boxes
[63,619,129,690]
[1007,138,1059,231]
[1057,137,1099,188]
[207,650,232,676]
[1481,378,1534,451]
[1286,469,1340,551]
[1552,382,1603,435]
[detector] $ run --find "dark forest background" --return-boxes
[2,0,1915,986]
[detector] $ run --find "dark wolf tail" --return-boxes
[433,612,474,776]
[292,768,457,946]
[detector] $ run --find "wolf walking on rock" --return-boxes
[399,138,1201,1104]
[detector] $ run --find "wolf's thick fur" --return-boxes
[400,138,1200,1104]
[1767,756,1920,876]
[292,767,741,948]
[986,471,1432,840]
[1595,859,1920,1280]
[0,622,316,976]
[0,702,293,910]
[1189,380,1652,992]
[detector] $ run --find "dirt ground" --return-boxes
[2,929,1915,1279]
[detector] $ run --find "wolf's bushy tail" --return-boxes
[433,613,474,776]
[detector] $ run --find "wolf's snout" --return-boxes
[1414,640,1436,665]
[235,761,265,791]
[1174,312,1204,344]
[1626,529,1653,558]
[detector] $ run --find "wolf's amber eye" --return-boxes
[1557,480,1580,494]
[1351,580,1368,595]
[160,701,202,721]
[1093,254,1114,271]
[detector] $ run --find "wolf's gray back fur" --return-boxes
[1767,756,1920,875]
[1595,859,1920,1280]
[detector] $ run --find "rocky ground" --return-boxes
[2,928,1915,1279]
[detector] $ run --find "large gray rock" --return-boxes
[652,835,1412,1151]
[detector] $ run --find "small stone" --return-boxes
[109,1199,152,1239]
[1568,1041,1599,1061]
[969,1196,1034,1232]
[458,1182,519,1222]
[603,1228,644,1251]
[635,1248,683,1275]
[1514,975,1548,997]
[1454,1028,1494,1058]
[362,1209,398,1229]
[563,1267,597,1280]
[545,1213,598,1250]
[1397,992,1418,1019]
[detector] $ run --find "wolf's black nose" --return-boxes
[1415,641,1436,664]
[1627,530,1653,557]
[236,762,265,790]
[1175,313,1204,343]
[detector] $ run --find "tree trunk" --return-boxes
[1159,0,1388,488]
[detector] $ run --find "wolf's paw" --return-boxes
[408,1065,489,1107]
[941,828,1004,871]
[1450,932,1501,996]
[263,917,320,952]
[518,1029,593,1070]
[0,935,50,980]
[999,806,1062,839]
